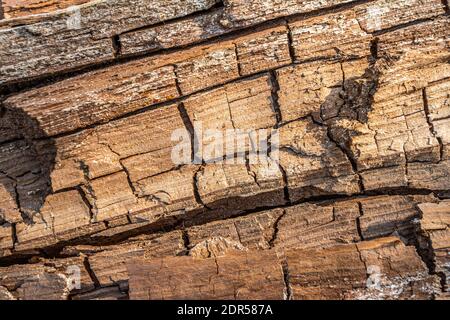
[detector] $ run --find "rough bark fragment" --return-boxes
[183,75,277,160]
[85,171,136,223]
[71,0,221,38]
[2,0,91,19]
[235,26,292,75]
[287,237,441,300]
[377,16,449,58]
[175,43,240,95]
[407,161,450,192]
[273,201,360,250]
[68,208,287,289]
[335,17,450,191]
[0,224,13,257]
[5,38,265,136]
[433,119,450,160]
[360,166,408,191]
[0,0,220,85]
[0,263,73,300]
[4,63,179,137]
[426,80,450,160]
[426,81,450,122]
[118,0,444,57]
[196,160,285,212]
[38,256,95,293]
[0,20,114,86]
[373,18,449,104]
[127,250,286,300]
[2,195,444,299]
[276,60,344,122]
[48,104,188,192]
[188,208,284,250]
[279,118,360,201]
[1,0,449,301]
[71,286,128,300]
[119,9,228,56]
[131,165,203,223]
[417,201,450,293]
[358,195,421,243]
[189,237,248,258]
[88,231,185,288]
[14,190,98,252]
[354,0,445,33]
[288,9,372,62]
[355,91,440,171]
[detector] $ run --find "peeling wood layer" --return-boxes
[0,0,449,300]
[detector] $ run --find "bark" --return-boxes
[1,1,92,19]
[0,0,449,300]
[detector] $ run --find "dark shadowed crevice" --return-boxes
[0,105,56,224]
[322,65,380,125]
[274,161,291,205]
[83,256,101,288]
[77,186,95,222]
[192,166,211,210]
[172,65,183,96]
[177,103,196,163]
[181,229,191,254]
[177,103,213,210]
[112,35,122,57]
[268,70,283,126]
[414,228,447,294]
[233,44,243,77]
[0,189,444,267]
[244,156,261,188]
[356,201,365,241]
[11,223,17,249]
[443,0,450,13]
[281,259,292,300]
[306,60,381,196]
[370,38,378,60]
[268,209,286,248]
[422,88,444,162]
[285,21,296,63]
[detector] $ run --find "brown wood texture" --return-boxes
[0,0,449,300]
[1,0,92,19]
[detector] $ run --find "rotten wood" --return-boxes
[0,0,449,301]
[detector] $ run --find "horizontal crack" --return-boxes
[0,188,445,266]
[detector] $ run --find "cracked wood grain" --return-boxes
[0,0,449,301]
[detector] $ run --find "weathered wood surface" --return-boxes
[0,0,445,87]
[1,0,92,19]
[417,201,450,296]
[126,236,441,300]
[0,0,220,85]
[128,250,286,300]
[286,237,440,300]
[0,0,449,300]
[3,0,447,136]
[119,0,444,58]
[1,194,446,299]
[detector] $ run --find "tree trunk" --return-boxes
[0,0,449,300]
